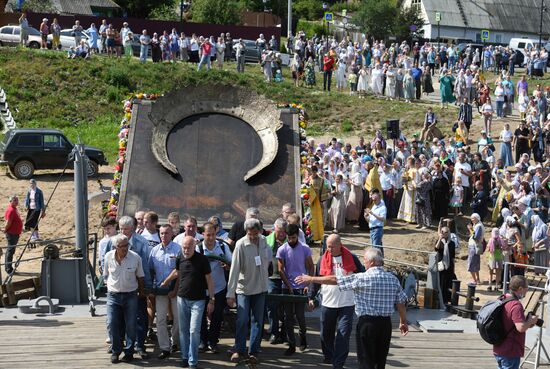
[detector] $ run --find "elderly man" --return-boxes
[104,234,145,364]
[197,222,232,353]
[227,218,271,364]
[227,207,260,249]
[149,225,180,359]
[297,247,408,369]
[162,236,215,369]
[135,210,145,234]
[309,234,364,369]
[3,195,23,275]
[102,216,152,359]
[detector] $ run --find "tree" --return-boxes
[115,0,175,19]
[394,5,425,40]
[7,0,56,13]
[191,0,242,25]
[353,0,398,40]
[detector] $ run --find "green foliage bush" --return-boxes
[106,67,134,90]
[341,119,353,132]
[296,19,326,38]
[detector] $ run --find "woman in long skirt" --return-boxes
[532,215,549,275]
[415,170,432,229]
[467,213,484,285]
[499,123,514,167]
[397,157,417,223]
[329,174,347,232]
[385,66,397,99]
[395,69,404,100]
[403,69,415,102]
[346,162,363,221]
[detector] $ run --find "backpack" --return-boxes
[477,295,518,345]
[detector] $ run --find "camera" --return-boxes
[536,318,544,327]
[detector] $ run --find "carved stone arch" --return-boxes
[148,85,283,181]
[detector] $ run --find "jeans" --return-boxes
[5,233,19,273]
[200,289,226,346]
[495,355,520,369]
[156,295,179,352]
[370,227,384,256]
[140,44,149,63]
[324,70,333,91]
[178,296,206,366]
[197,54,211,71]
[320,305,354,369]
[134,296,148,351]
[235,292,266,355]
[496,100,504,117]
[266,279,284,337]
[282,288,307,346]
[107,291,138,356]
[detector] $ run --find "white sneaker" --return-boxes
[105,337,111,344]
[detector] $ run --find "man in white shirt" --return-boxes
[308,234,364,369]
[141,211,161,248]
[454,152,472,206]
[174,217,203,244]
[104,234,145,364]
[364,189,387,255]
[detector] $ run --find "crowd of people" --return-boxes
[91,206,408,368]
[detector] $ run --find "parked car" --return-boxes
[47,28,92,50]
[0,128,108,179]
[0,25,41,48]
[231,39,262,63]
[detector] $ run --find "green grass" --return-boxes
[0,47,456,161]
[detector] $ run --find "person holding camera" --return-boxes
[493,275,540,369]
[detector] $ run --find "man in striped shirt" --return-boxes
[296,247,408,369]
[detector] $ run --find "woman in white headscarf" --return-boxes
[370,63,383,95]
[328,174,347,232]
[346,161,363,222]
[532,214,549,274]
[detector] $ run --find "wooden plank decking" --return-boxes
[0,315,496,369]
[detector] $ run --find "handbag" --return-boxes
[415,197,425,206]
[437,261,445,271]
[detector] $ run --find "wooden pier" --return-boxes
[0,314,496,369]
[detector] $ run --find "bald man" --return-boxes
[307,234,364,369]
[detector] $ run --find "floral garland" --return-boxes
[278,103,313,244]
[105,93,159,218]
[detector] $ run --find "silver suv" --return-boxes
[0,25,42,48]
[47,28,92,50]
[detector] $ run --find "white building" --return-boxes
[402,0,550,44]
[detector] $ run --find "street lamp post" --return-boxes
[539,0,546,49]
[322,3,328,35]
[263,0,267,27]
[287,0,292,38]
[342,16,348,39]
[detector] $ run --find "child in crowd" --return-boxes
[348,71,357,96]
[450,177,464,216]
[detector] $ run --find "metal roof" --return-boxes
[421,0,550,34]
[51,0,120,15]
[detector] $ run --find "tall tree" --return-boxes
[394,5,425,40]
[191,0,242,25]
[116,0,175,19]
[353,0,398,40]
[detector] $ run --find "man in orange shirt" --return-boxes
[4,195,23,275]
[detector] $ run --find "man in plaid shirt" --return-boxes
[296,247,408,369]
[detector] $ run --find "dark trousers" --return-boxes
[200,289,227,346]
[320,305,354,369]
[283,288,307,346]
[267,278,285,338]
[5,233,19,273]
[324,70,333,91]
[356,315,392,369]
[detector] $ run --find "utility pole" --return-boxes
[287,0,292,37]
[540,0,545,49]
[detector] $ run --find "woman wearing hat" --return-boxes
[39,18,49,50]
[25,179,45,241]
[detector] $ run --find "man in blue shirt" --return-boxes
[364,189,387,255]
[149,224,180,359]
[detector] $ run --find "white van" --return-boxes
[509,38,539,61]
